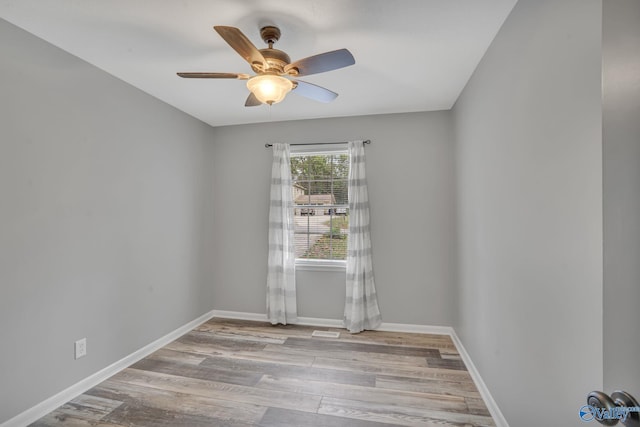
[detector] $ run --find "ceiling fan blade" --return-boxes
[291,80,338,103]
[245,93,262,107]
[285,49,355,77]
[214,26,266,68]
[177,72,250,79]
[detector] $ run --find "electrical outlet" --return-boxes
[74,338,87,359]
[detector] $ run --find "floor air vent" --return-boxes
[312,330,340,338]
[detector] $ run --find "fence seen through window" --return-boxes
[291,152,349,260]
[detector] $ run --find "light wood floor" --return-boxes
[31,318,495,427]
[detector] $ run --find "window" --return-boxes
[290,150,349,263]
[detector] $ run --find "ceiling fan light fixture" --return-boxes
[246,74,293,105]
[179,25,355,107]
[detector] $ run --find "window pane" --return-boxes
[291,152,349,261]
[294,210,349,260]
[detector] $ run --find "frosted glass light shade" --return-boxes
[246,75,294,105]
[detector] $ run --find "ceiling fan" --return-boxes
[177,25,355,106]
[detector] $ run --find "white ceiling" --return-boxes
[0,0,516,127]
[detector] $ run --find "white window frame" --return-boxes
[290,145,348,271]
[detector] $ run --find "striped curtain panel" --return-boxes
[266,143,297,325]
[344,140,381,333]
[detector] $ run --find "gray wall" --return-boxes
[452,1,603,426]
[210,111,457,326]
[603,0,640,395]
[0,19,215,423]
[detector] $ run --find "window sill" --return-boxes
[295,259,347,272]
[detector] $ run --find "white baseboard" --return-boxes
[449,330,509,427]
[211,309,268,322]
[1,310,216,427]
[377,321,453,335]
[212,309,508,427]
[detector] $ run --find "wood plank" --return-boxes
[196,329,287,345]
[146,348,208,366]
[130,357,263,386]
[187,327,286,345]
[312,357,474,382]
[375,376,482,399]
[52,395,123,421]
[88,379,267,425]
[258,407,403,427]
[104,402,254,427]
[199,355,377,387]
[29,413,125,427]
[113,368,322,413]
[283,337,442,358]
[198,320,319,339]
[465,397,493,417]
[426,357,467,371]
[262,343,430,367]
[318,397,496,427]
[176,331,270,351]
[441,353,463,360]
[315,328,458,349]
[256,374,468,413]
[165,347,315,368]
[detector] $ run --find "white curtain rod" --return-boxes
[264,139,371,148]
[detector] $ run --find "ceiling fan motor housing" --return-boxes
[256,48,291,74]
